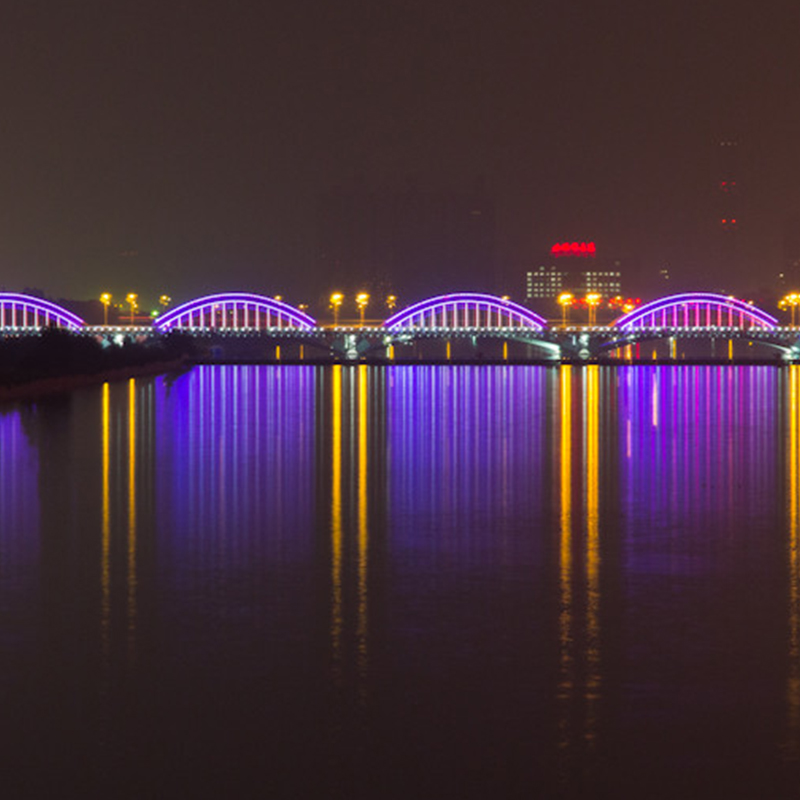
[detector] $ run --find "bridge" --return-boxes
[2,290,799,363]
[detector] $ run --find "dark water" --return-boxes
[2,364,800,798]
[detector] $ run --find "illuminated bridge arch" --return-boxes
[613,293,778,330]
[0,293,85,330]
[154,293,317,332]
[383,293,547,330]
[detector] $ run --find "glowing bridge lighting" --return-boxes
[613,292,778,330]
[0,293,85,330]
[154,292,317,331]
[383,292,547,330]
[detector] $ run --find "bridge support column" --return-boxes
[344,334,359,361]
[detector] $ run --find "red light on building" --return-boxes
[551,241,596,257]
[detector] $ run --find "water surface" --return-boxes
[2,365,799,798]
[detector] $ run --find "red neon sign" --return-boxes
[551,241,596,257]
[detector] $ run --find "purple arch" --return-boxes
[154,292,317,331]
[0,293,85,330]
[383,293,548,330]
[613,292,778,330]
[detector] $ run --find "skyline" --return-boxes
[1,1,799,301]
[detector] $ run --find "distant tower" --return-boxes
[717,138,741,275]
[782,211,800,287]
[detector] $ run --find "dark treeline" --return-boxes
[0,328,197,387]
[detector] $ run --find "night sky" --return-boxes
[2,0,799,305]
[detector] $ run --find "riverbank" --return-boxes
[0,357,190,403]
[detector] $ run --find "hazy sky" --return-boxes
[1,0,799,304]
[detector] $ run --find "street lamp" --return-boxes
[557,292,574,328]
[330,292,344,325]
[159,294,171,311]
[386,294,397,312]
[126,293,138,325]
[586,292,602,326]
[100,292,112,325]
[356,292,370,326]
[779,292,800,326]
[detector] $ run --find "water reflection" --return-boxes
[101,383,110,666]
[1,365,800,796]
[128,379,137,657]
[584,365,601,748]
[328,363,376,700]
[0,406,40,679]
[558,364,574,756]
[788,366,800,751]
[556,365,606,787]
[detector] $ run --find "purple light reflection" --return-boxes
[0,408,41,667]
[151,366,319,652]
[385,364,550,557]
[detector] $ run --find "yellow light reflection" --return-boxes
[127,378,137,654]
[331,365,343,682]
[788,366,800,748]
[357,365,369,700]
[101,382,111,662]
[558,365,574,751]
[585,365,601,745]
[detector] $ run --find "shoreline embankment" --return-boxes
[0,358,189,404]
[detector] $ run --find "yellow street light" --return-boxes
[779,292,800,326]
[586,292,602,326]
[100,292,112,325]
[330,292,344,325]
[557,292,574,328]
[159,294,171,309]
[386,294,398,312]
[126,293,138,325]
[356,292,370,326]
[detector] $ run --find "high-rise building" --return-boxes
[717,139,740,234]
[525,265,569,301]
[524,242,622,311]
[716,138,743,279]
[782,212,800,286]
[578,269,622,297]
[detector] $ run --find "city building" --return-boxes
[525,265,569,301]
[578,269,622,297]
[524,242,623,311]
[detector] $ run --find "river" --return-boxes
[2,364,799,798]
